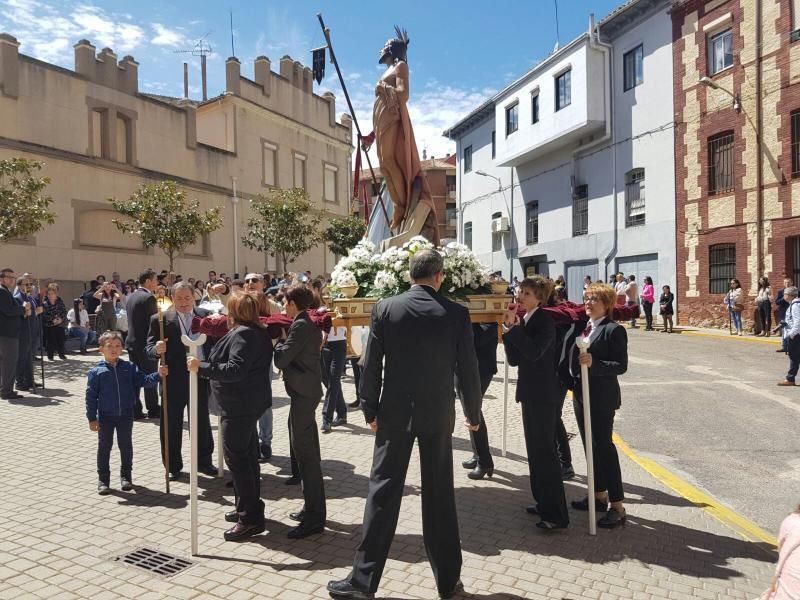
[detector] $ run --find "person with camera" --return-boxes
[94,281,120,332]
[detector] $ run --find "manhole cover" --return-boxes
[114,547,193,577]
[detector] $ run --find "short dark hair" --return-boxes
[139,269,157,286]
[98,330,124,347]
[285,284,314,311]
[409,249,444,280]
[628,274,635,281]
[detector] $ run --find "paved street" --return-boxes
[0,331,784,599]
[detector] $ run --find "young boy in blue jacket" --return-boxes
[86,331,167,495]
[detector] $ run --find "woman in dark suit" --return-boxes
[570,282,628,529]
[188,291,272,542]
[503,276,569,530]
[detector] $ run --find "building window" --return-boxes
[464,221,472,249]
[491,211,502,251]
[708,131,734,194]
[446,206,457,228]
[293,153,306,190]
[790,236,800,284]
[623,45,644,91]
[572,184,588,236]
[506,102,519,136]
[792,110,800,177]
[625,169,646,227]
[491,131,496,159]
[463,145,472,173]
[555,69,571,111]
[446,174,456,197]
[116,115,130,163]
[526,201,539,245]
[262,141,277,187]
[531,93,539,124]
[323,164,338,202]
[793,0,800,40]
[709,243,736,294]
[91,109,106,159]
[708,29,733,75]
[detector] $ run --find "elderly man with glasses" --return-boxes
[0,268,26,399]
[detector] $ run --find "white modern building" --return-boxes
[444,0,675,303]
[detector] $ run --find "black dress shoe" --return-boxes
[288,508,306,522]
[169,471,182,481]
[536,520,568,531]
[147,412,160,419]
[347,400,360,409]
[327,579,375,599]
[467,465,493,480]
[598,508,627,529]
[571,497,608,512]
[133,413,147,420]
[284,475,301,486]
[224,510,240,523]
[461,457,478,470]
[1,393,23,400]
[58,354,67,360]
[332,417,348,426]
[259,444,272,462]
[439,579,464,599]
[224,521,266,542]
[287,521,324,539]
[561,465,576,480]
[199,464,218,477]
[526,505,540,515]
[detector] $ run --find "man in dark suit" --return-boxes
[328,249,482,600]
[147,282,216,479]
[274,284,326,540]
[0,268,25,400]
[126,269,159,418]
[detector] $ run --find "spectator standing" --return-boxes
[625,275,639,328]
[82,280,101,314]
[640,276,655,331]
[0,268,25,399]
[757,276,773,336]
[67,299,97,354]
[776,276,794,352]
[614,273,626,303]
[94,282,120,332]
[125,269,159,419]
[14,277,41,391]
[659,285,674,333]
[758,504,800,599]
[42,287,67,360]
[778,287,800,387]
[193,280,205,304]
[725,278,744,336]
[245,273,274,462]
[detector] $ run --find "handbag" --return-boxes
[734,303,744,313]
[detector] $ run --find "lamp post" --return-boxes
[231,176,240,277]
[476,170,515,282]
[699,77,740,112]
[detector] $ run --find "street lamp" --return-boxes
[699,76,740,112]
[475,170,515,282]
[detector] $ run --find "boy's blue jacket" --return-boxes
[85,358,160,421]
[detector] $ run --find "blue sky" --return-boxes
[0,0,623,160]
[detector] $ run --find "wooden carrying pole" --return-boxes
[182,332,207,556]
[158,311,170,494]
[576,336,597,536]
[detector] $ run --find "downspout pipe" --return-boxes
[755,0,764,282]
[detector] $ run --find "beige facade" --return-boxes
[0,33,353,298]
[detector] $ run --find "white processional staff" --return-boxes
[182,332,207,556]
[502,348,509,458]
[575,335,597,536]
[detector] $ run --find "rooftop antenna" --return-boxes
[229,9,235,57]
[174,33,213,101]
[553,0,561,50]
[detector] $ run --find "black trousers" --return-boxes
[642,301,654,330]
[468,375,493,468]
[160,377,214,473]
[128,347,159,416]
[221,415,264,525]
[572,394,624,503]
[16,320,33,389]
[786,335,800,383]
[321,340,347,424]
[758,301,772,332]
[520,399,569,526]
[97,415,133,482]
[44,325,65,358]
[349,429,462,595]
[289,395,326,526]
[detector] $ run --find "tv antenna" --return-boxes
[175,33,213,100]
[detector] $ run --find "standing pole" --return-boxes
[502,353,509,457]
[576,336,597,536]
[158,311,171,494]
[316,13,392,232]
[182,332,206,556]
[217,414,224,479]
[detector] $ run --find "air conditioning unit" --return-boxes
[573,184,588,200]
[491,216,510,233]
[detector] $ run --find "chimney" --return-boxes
[179,99,197,149]
[97,47,117,87]
[0,33,20,98]
[254,55,271,96]
[119,55,138,95]
[340,113,353,141]
[292,60,302,89]
[279,55,294,81]
[74,39,96,80]
[225,56,241,95]
[322,91,336,127]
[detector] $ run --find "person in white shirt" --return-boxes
[614,273,627,303]
[67,298,97,354]
[778,286,800,387]
[624,275,639,328]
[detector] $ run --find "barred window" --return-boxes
[709,243,736,294]
[526,201,539,245]
[572,185,588,236]
[792,111,800,177]
[708,132,734,194]
[625,169,645,227]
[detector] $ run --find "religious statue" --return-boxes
[365,26,439,247]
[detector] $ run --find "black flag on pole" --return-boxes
[312,46,326,85]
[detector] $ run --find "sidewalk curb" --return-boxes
[679,330,782,345]
[613,433,778,553]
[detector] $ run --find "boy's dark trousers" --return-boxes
[97,415,134,483]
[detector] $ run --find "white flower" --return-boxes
[373,269,398,292]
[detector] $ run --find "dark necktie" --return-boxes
[582,322,593,338]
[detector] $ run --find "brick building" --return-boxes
[672,0,800,327]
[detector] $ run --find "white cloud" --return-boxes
[253,8,310,63]
[151,23,188,48]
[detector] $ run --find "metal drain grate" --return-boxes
[115,547,193,577]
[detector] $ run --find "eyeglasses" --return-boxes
[245,278,261,284]
[585,296,602,304]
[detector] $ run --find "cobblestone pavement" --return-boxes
[0,349,777,599]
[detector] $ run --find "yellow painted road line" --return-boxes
[680,330,781,345]
[612,433,778,550]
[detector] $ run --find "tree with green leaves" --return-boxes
[242,188,323,273]
[110,180,223,273]
[0,158,55,243]
[323,215,367,257]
